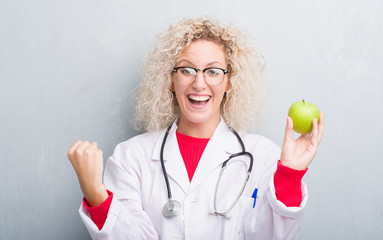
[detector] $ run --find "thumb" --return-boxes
[283,117,294,143]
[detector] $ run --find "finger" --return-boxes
[311,118,319,147]
[317,113,325,144]
[68,140,82,157]
[283,117,294,143]
[297,132,310,142]
[75,141,90,156]
[84,142,101,157]
[87,142,98,150]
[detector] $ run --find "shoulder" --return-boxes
[240,131,281,157]
[110,129,165,161]
[117,130,163,149]
[239,132,281,181]
[240,131,280,149]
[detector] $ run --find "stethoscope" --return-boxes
[160,124,254,219]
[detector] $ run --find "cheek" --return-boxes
[216,82,230,99]
[173,84,186,103]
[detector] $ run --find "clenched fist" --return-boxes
[68,141,108,207]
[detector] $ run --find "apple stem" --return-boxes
[302,99,306,105]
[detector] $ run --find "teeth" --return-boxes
[189,95,210,101]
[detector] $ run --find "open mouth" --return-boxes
[188,94,211,106]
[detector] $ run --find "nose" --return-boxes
[192,71,207,90]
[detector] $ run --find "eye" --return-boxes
[206,68,222,77]
[179,67,196,76]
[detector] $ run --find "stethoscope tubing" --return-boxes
[160,124,254,218]
[160,125,173,200]
[214,155,252,216]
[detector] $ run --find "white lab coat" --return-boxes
[79,119,308,240]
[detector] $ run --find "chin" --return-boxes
[181,111,220,126]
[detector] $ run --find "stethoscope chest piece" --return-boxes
[162,199,181,218]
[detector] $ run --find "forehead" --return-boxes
[177,39,226,66]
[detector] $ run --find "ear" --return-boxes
[225,80,232,92]
[170,74,176,91]
[170,82,175,91]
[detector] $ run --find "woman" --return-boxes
[68,17,324,239]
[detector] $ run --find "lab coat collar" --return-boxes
[151,117,242,194]
[151,118,189,193]
[188,118,241,194]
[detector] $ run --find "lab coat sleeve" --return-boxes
[79,142,160,240]
[248,137,308,240]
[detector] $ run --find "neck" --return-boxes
[177,116,221,138]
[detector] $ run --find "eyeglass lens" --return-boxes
[175,67,225,85]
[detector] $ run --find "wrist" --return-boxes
[279,158,308,171]
[276,160,308,181]
[84,185,108,207]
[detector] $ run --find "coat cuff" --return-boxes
[82,189,113,230]
[274,160,308,207]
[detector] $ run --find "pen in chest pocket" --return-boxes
[252,188,258,208]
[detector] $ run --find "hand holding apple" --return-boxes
[280,100,324,170]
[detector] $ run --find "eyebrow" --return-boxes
[176,59,225,68]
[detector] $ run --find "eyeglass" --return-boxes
[172,67,229,86]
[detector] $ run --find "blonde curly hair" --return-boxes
[133,17,267,132]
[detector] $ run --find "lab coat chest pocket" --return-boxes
[222,194,258,239]
[224,184,261,239]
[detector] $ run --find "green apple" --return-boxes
[288,99,320,134]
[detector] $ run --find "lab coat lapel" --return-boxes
[152,122,190,194]
[188,120,238,194]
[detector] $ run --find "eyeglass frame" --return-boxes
[172,66,230,85]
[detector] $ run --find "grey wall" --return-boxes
[1,0,382,239]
